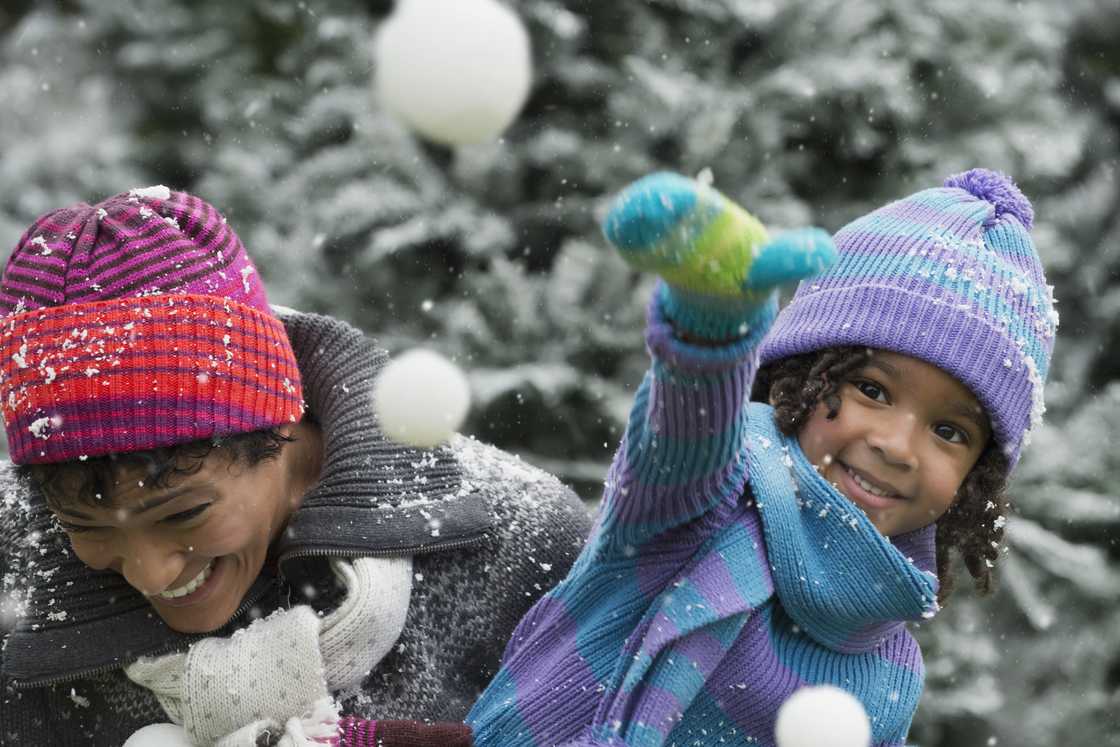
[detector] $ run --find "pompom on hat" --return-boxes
[759,168,1057,468]
[0,187,303,464]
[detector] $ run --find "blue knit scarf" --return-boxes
[745,401,940,654]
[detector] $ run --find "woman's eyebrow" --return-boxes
[57,484,213,520]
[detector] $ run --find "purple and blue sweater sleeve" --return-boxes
[592,285,778,552]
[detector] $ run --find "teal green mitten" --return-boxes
[602,172,836,340]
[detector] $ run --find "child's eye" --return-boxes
[933,423,968,445]
[161,504,211,525]
[853,380,888,403]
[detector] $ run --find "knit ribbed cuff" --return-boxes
[658,281,776,343]
[0,293,303,463]
[341,719,472,747]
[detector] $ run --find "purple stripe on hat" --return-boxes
[1,264,68,291]
[795,273,1051,367]
[1,188,293,463]
[1,275,64,301]
[762,283,1036,464]
[837,221,1041,279]
[82,241,235,298]
[873,188,992,231]
[0,279,63,307]
[7,398,293,463]
[63,221,167,273]
[8,253,70,275]
[81,229,222,285]
[33,212,90,236]
[836,226,995,265]
[79,224,202,273]
[7,391,290,436]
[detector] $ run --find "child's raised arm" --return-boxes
[592,173,835,550]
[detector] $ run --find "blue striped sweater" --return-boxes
[468,293,939,746]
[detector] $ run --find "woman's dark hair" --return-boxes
[18,428,295,515]
[752,346,1011,604]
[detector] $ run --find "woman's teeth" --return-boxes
[158,560,214,599]
[846,465,896,498]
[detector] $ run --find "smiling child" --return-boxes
[468,168,1055,746]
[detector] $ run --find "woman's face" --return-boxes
[796,350,990,536]
[49,422,322,634]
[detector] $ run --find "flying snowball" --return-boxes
[123,723,195,747]
[373,349,471,448]
[373,0,532,146]
[775,685,871,747]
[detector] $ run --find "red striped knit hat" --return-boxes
[0,186,303,464]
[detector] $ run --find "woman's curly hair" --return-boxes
[19,428,294,515]
[751,346,1011,604]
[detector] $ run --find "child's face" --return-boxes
[796,350,990,536]
[48,423,320,634]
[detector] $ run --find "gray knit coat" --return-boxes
[0,312,591,745]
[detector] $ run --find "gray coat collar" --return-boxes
[2,311,491,686]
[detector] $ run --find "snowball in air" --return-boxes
[775,685,871,747]
[373,349,471,448]
[123,723,195,747]
[373,0,532,146]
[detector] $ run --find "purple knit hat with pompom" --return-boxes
[759,168,1056,469]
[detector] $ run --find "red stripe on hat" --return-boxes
[1,294,303,463]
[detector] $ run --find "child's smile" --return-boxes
[796,350,991,536]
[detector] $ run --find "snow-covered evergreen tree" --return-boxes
[1,0,1117,742]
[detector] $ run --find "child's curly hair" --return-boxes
[752,346,1011,604]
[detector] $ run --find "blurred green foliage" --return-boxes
[1,0,1117,743]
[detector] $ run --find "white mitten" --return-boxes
[128,605,328,744]
[125,556,413,745]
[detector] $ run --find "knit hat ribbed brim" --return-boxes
[0,187,302,463]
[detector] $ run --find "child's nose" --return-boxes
[867,414,919,470]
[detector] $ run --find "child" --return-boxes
[468,168,1054,746]
[0,187,591,745]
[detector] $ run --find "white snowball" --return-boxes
[373,349,471,448]
[775,685,871,747]
[373,0,532,146]
[123,723,194,747]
